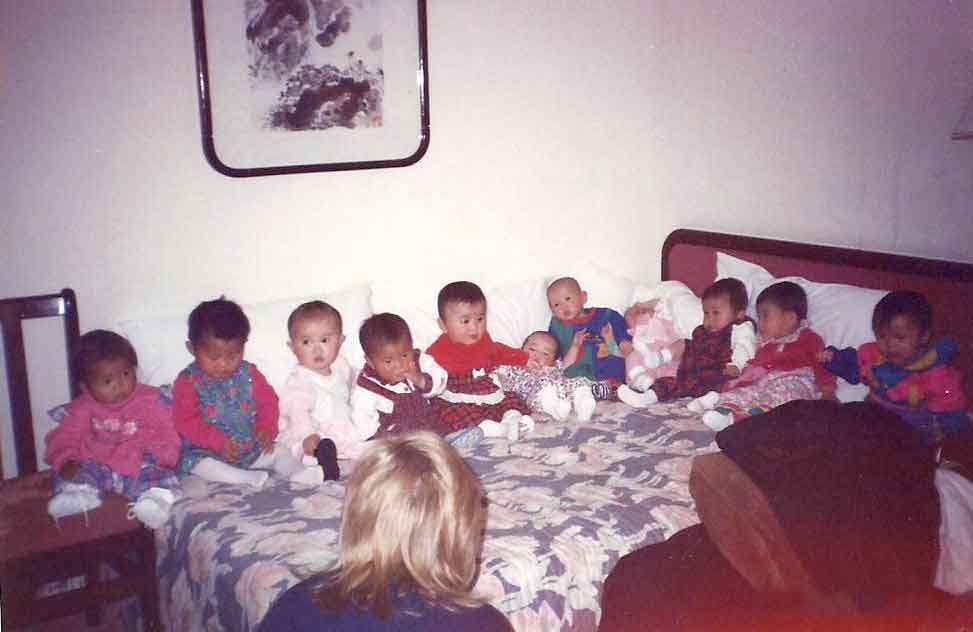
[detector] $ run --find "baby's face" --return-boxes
[188,334,245,380]
[547,282,587,321]
[439,300,487,346]
[875,315,927,366]
[523,334,557,367]
[366,336,415,383]
[701,295,741,333]
[756,301,798,340]
[288,314,344,376]
[83,356,137,405]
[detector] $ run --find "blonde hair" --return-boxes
[313,432,487,618]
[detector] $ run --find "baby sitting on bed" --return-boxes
[821,290,969,445]
[174,298,306,488]
[617,278,757,409]
[351,312,483,448]
[547,276,633,401]
[492,331,599,421]
[276,300,357,484]
[692,281,835,430]
[426,281,535,441]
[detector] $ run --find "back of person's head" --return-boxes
[437,281,486,319]
[872,290,932,335]
[73,329,138,385]
[359,313,413,357]
[703,278,748,314]
[319,432,486,618]
[288,300,343,338]
[756,281,807,320]
[187,297,250,345]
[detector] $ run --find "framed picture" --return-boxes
[190,0,430,177]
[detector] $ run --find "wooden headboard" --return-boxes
[661,228,973,398]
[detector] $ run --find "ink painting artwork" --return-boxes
[191,0,429,176]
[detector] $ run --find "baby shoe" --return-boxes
[617,385,658,408]
[314,438,340,481]
[687,391,720,413]
[48,483,102,520]
[702,409,734,432]
[128,487,176,529]
[630,373,655,393]
[445,426,485,449]
[538,385,570,421]
[572,386,597,422]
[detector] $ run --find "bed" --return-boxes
[154,228,973,632]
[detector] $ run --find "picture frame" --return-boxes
[190,0,430,177]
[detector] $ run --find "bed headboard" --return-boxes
[661,228,973,398]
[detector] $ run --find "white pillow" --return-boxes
[559,260,642,316]
[369,280,443,352]
[716,252,886,402]
[118,284,372,393]
[486,277,552,348]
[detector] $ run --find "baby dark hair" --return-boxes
[872,290,932,334]
[359,312,413,358]
[525,330,561,357]
[437,281,486,319]
[187,297,250,346]
[287,300,343,337]
[702,278,748,314]
[756,281,808,320]
[73,329,138,384]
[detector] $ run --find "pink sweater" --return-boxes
[44,383,181,478]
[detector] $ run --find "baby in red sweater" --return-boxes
[426,281,536,441]
[694,281,836,430]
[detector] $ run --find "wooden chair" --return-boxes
[0,289,161,630]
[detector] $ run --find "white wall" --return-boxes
[2,1,972,470]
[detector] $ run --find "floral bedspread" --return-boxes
[156,400,716,632]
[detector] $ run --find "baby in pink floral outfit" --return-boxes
[492,331,599,421]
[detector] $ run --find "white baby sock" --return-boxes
[617,385,658,408]
[289,466,324,486]
[687,391,721,413]
[129,487,176,529]
[538,385,571,421]
[572,386,597,422]
[48,483,102,520]
[478,419,508,438]
[627,366,655,393]
[500,410,521,441]
[702,409,734,432]
[191,457,270,488]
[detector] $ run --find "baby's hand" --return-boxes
[571,330,588,349]
[256,430,274,454]
[819,383,838,402]
[601,323,615,343]
[526,357,542,370]
[222,437,248,462]
[817,349,834,363]
[723,365,741,378]
[403,356,427,390]
[59,460,81,481]
[302,434,321,456]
